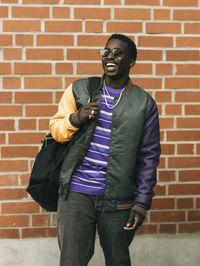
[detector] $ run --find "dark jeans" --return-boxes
[57,190,135,266]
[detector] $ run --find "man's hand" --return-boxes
[79,101,98,124]
[123,211,144,231]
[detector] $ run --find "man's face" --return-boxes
[101,38,135,80]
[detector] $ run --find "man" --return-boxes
[50,33,161,266]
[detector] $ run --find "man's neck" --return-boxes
[105,76,129,90]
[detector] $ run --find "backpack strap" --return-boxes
[88,77,102,98]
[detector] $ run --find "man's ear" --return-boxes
[129,59,135,68]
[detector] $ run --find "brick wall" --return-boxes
[0,0,200,239]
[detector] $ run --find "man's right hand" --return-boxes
[79,101,98,124]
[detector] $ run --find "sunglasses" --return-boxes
[99,48,125,57]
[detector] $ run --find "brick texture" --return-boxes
[0,1,200,239]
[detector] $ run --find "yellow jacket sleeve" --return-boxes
[49,84,79,143]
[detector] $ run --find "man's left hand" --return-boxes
[123,211,144,231]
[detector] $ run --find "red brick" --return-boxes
[114,8,150,20]
[138,36,173,47]
[179,223,200,233]
[45,21,82,32]
[103,0,121,3]
[20,174,31,186]
[3,77,21,89]
[0,188,27,200]
[37,34,74,46]
[167,131,200,141]
[32,214,51,226]
[55,63,73,74]
[4,48,22,60]
[176,64,200,75]
[131,63,152,75]
[169,157,200,168]
[174,9,200,20]
[165,104,182,115]
[67,48,99,60]
[177,144,194,155]
[176,37,200,47]
[0,6,8,17]
[154,184,166,196]
[0,160,28,172]
[25,105,57,117]
[0,229,19,239]
[0,92,12,103]
[9,132,45,145]
[133,78,162,89]
[177,118,200,128]
[0,174,18,186]
[197,198,200,208]
[15,34,34,46]
[158,170,176,182]
[64,0,100,3]
[0,119,15,131]
[24,77,62,89]
[12,6,49,18]
[0,134,6,144]
[165,78,199,89]
[164,0,198,6]
[3,20,41,32]
[156,64,172,75]
[0,105,22,117]
[136,224,157,235]
[14,63,51,75]
[107,22,142,33]
[169,184,200,195]
[161,143,175,155]
[125,0,159,5]
[52,7,70,18]
[65,77,81,88]
[137,50,162,61]
[166,50,200,61]
[74,8,110,19]
[23,0,59,3]
[176,92,200,102]
[155,91,172,102]
[1,146,38,158]
[19,119,37,130]
[2,202,39,214]
[85,21,103,33]
[188,211,200,221]
[26,48,64,60]
[0,63,11,74]
[15,92,52,103]
[0,215,29,227]
[184,23,200,34]
[150,211,185,222]
[77,63,102,75]
[22,227,57,238]
[153,9,171,20]
[159,224,176,234]
[179,170,200,182]
[146,22,181,34]
[159,118,174,129]
[38,119,49,130]
[177,198,193,209]
[78,35,108,47]
[0,34,13,46]
[151,198,175,210]
[2,0,18,2]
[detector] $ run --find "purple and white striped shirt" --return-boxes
[69,86,123,195]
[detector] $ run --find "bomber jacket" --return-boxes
[49,76,161,211]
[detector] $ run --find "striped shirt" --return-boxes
[69,85,123,195]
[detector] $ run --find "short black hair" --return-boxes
[107,34,137,60]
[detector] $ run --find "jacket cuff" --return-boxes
[131,203,147,218]
[69,111,81,128]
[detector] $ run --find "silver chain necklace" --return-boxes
[103,83,126,109]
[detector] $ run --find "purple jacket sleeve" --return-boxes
[134,101,161,210]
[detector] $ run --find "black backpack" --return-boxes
[26,77,101,211]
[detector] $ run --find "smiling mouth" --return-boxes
[106,63,117,71]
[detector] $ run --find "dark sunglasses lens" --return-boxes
[112,49,123,56]
[99,49,109,57]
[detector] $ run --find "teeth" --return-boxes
[107,63,116,67]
